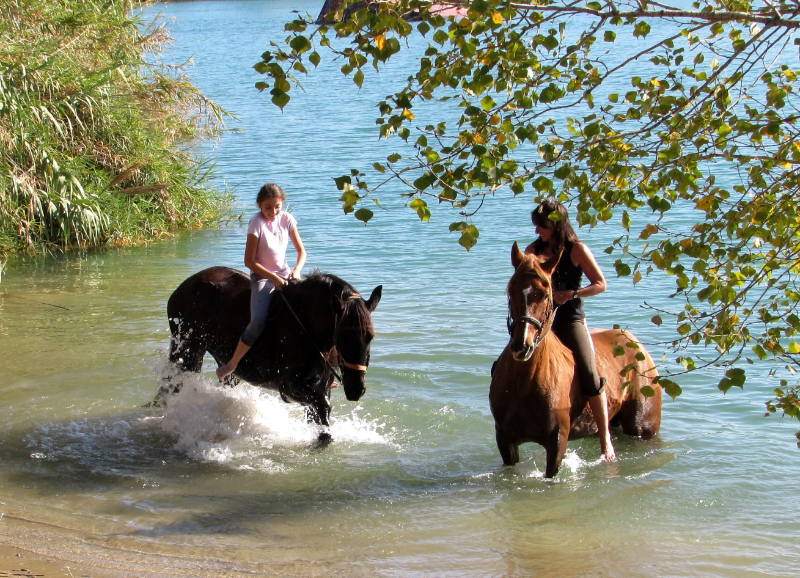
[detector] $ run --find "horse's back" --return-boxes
[168,267,249,318]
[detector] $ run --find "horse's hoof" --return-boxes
[310,431,333,449]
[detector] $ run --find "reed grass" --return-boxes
[0,0,231,264]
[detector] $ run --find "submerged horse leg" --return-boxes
[543,415,570,478]
[307,391,333,447]
[495,426,520,466]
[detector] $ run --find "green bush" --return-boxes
[0,0,230,259]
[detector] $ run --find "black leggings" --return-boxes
[552,318,605,397]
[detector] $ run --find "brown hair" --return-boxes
[256,183,286,205]
[530,199,579,255]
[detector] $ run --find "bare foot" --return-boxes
[216,363,235,380]
[601,437,616,462]
[331,381,339,388]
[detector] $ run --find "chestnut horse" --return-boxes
[489,243,662,477]
[162,267,381,438]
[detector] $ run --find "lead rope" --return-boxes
[278,291,344,383]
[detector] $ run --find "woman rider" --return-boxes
[525,199,616,461]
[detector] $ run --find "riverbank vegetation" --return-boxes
[258,0,800,435]
[0,0,230,262]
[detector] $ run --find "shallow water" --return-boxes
[1,2,799,576]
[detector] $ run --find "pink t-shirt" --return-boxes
[246,211,297,277]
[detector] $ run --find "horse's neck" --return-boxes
[286,284,337,350]
[528,331,570,382]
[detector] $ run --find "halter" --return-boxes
[507,290,558,351]
[337,293,369,373]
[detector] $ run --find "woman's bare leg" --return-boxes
[588,391,616,461]
[216,340,251,380]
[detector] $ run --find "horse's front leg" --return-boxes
[544,413,570,478]
[495,426,519,466]
[305,393,331,427]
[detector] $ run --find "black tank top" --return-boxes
[550,242,585,322]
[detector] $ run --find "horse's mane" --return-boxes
[289,270,373,336]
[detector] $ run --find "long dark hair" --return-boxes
[530,199,579,256]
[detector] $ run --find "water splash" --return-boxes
[157,370,394,465]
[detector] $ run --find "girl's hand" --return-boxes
[273,276,287,291]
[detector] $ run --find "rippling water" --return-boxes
[1,1,799,576]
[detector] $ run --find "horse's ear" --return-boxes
[511,241,525,269]
[539,250,562,277]
[365,285,382,312]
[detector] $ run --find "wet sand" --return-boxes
[0,544,119,578]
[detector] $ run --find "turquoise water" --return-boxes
[0,2,798,576]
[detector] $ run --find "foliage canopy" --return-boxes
[256,0,800,437]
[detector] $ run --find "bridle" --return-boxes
[506,277,558,352]
[336,294,369,373]
[279,291,369,382]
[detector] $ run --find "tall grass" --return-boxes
[0,0,231,263]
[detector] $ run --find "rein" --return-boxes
[278,291,367,381]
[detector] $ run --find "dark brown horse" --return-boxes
[162,267,381,437]
[489,243,662,477]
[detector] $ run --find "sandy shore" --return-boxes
[0,544,120,578]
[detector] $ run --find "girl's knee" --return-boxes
[241,321,265,346]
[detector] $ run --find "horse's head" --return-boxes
[507,242,560,361]
[334,285,382,401]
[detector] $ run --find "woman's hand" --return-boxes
[273,276,288,291]
[553,289,573,305]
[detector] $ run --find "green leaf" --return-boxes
[354,69,364,88]
[634,22,651,38]
[612,344,625,357]
[271,91,290,110]
[718,368,746,393]
[533,176,553,192]
[614,260,631,276]
[355,208,373,223]
[410,198,431,221]
[458,225,480,251]
[309,51,321,67]
[604,31,616,42]
[412,172,436,191]
[640,385,655,398]
[662,379,682,400]
[333,175,352,190]
[289,35,311,54]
